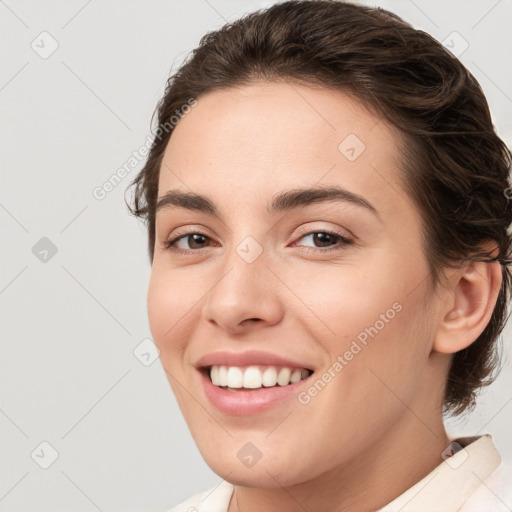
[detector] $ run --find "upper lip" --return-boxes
[194,350,314,371]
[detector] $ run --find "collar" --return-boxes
[378,434,501,511]
[195,434,500,512]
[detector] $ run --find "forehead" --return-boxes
[158,81,408,222]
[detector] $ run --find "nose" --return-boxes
[202,244,285,334]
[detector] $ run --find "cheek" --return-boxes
[285,258,401,342]
[290,257,431,391]
[147,273,170,346]
[147,268,201,412]
[147,268,194,356]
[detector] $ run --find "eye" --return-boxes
[161,229,353,254]
[162,231,214,252]
[292,229,353,253]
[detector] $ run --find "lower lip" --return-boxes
[199,369,313,416]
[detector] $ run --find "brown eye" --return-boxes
[293,230,353,252]
[164,232,212,251]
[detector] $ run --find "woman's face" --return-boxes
[148,81,447,487]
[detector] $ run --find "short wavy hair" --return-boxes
[126,0,512,416]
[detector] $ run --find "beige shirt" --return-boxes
[168,434,512,512]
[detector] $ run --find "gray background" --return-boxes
[1,0,511,510]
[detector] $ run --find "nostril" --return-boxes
[244,318,262,324]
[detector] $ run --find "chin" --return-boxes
[201,446,315,489]
[212,466,300,489]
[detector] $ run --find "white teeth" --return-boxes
[262,367,277,387]
[277,367,291,386]
[243,366,263,388]
[208,365,312,389]
[226,367,243,388]
[219,365,227,384]
[210,365,220,385]
[290,368,302,383]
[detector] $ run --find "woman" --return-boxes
[126,1,512,510]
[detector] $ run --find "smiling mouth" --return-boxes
[202,365,314,391]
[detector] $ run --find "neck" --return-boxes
[228,412,449,512]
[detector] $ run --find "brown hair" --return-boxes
[126,0,512,416]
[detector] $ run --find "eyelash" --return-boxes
[162,229,353,254]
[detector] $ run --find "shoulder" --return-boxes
[166,480,235,512]
[460,460,512,512]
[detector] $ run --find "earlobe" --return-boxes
[433,260,502,355]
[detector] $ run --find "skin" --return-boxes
[147,81,502,512]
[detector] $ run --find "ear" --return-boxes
[433,256,503,354]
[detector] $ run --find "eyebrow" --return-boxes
[155,186,381,221]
